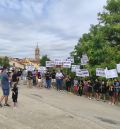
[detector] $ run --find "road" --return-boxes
[0,82,120,129]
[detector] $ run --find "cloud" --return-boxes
[0,0,106,59]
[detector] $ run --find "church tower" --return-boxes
[35,44,40,64]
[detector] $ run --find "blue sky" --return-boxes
[0,0,106,59]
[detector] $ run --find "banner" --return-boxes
[38,66,46,73]
[116,64,120,73]
[96,68,106,77]
[81,54,89,65]
[53,58,63,65]
[46,61,55,67]
[63,61,71,68]
[81,58,88,65]
[26,64,35,71]
[105,69,118,79]
[76,69,89,77]
[71,65,80,72]
[66,57,74,63]
[82,54,89,62]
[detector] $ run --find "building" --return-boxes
[8,44,41,69]
[35,44,40,64]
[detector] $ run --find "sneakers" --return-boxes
[4,104,10,107]
[0,103,2,107]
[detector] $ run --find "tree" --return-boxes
[98,0,120,46]
[0,56,10,67]
[40,55,50,66]
[71,0,120,77]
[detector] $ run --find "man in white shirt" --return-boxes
[56,70,64,90]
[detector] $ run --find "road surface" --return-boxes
[0,82,120,129]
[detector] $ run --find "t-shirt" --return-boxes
[51,72,56,79]
[45,73,51,80]
[56,72,64,79]
[38,72,41,79]
[1,72,9,90]
[12,73,18,82]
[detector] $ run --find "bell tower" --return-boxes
[35,44,40,64]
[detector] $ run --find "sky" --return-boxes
[0,0,107,59]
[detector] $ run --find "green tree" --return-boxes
[71,0,120,77]
[40,55,50,66]
[98,0,120,46]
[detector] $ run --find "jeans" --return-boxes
[46,80,51,89]
[56,79,62,90]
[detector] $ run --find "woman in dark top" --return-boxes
[108,84,114,105]
[94,79,101,101]
[45,71,51,89]
[100,80,107,102]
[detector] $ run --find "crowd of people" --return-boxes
[0,66,120,108]
[22,68,120,105]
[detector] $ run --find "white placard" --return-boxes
[117,64,120,73]
[76,69,89,77]
[63,61,71,68]
[105,69,118,79]
[82,54,89,62]
[81,58,88,65]
[26,64,35,71]
[66,57,74,63]
[96,68,106,77]
[46,61,55,67]
[54,61,63,66]
[38,66,46,73]
[71,65,80,72]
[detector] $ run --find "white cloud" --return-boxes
[0,0,107,59]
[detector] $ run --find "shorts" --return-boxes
[12,94,18,102]
[74,85,78,91]
[38,79,42,83]
[109,91,114,97]
[88,87,92,93]
[52,79,56,83]
[114,88,119,93]
[2,89,10,96]
[23,77,27,81]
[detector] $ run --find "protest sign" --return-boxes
[71,65,80,72]
[116,64,120,73]
[63,61,71,68]
[96,68,106,77]
[105,69,118,79]
[76,69,89,77]
[46,61,55,67]
[66,57,74,63]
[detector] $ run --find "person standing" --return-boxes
[113,79,120,104]
[51,70,56,88]
[45,71,52,89]
[0,67,10,107]
[12,70,19,87]
[27,71,33,88]
[94,79,101,101]
[56,70,64,91]
[12,83,18,107]
[100,80,107,102]
[22,69,27,85]
[65,75,71,92]
[37,72,43,88]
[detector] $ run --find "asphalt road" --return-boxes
[0,82,120,129]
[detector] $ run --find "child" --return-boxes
[65,76,71,92]
[73,77,79,95]
[37,72,43,88]
[108,85,114,105]
[12,83,18,107]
